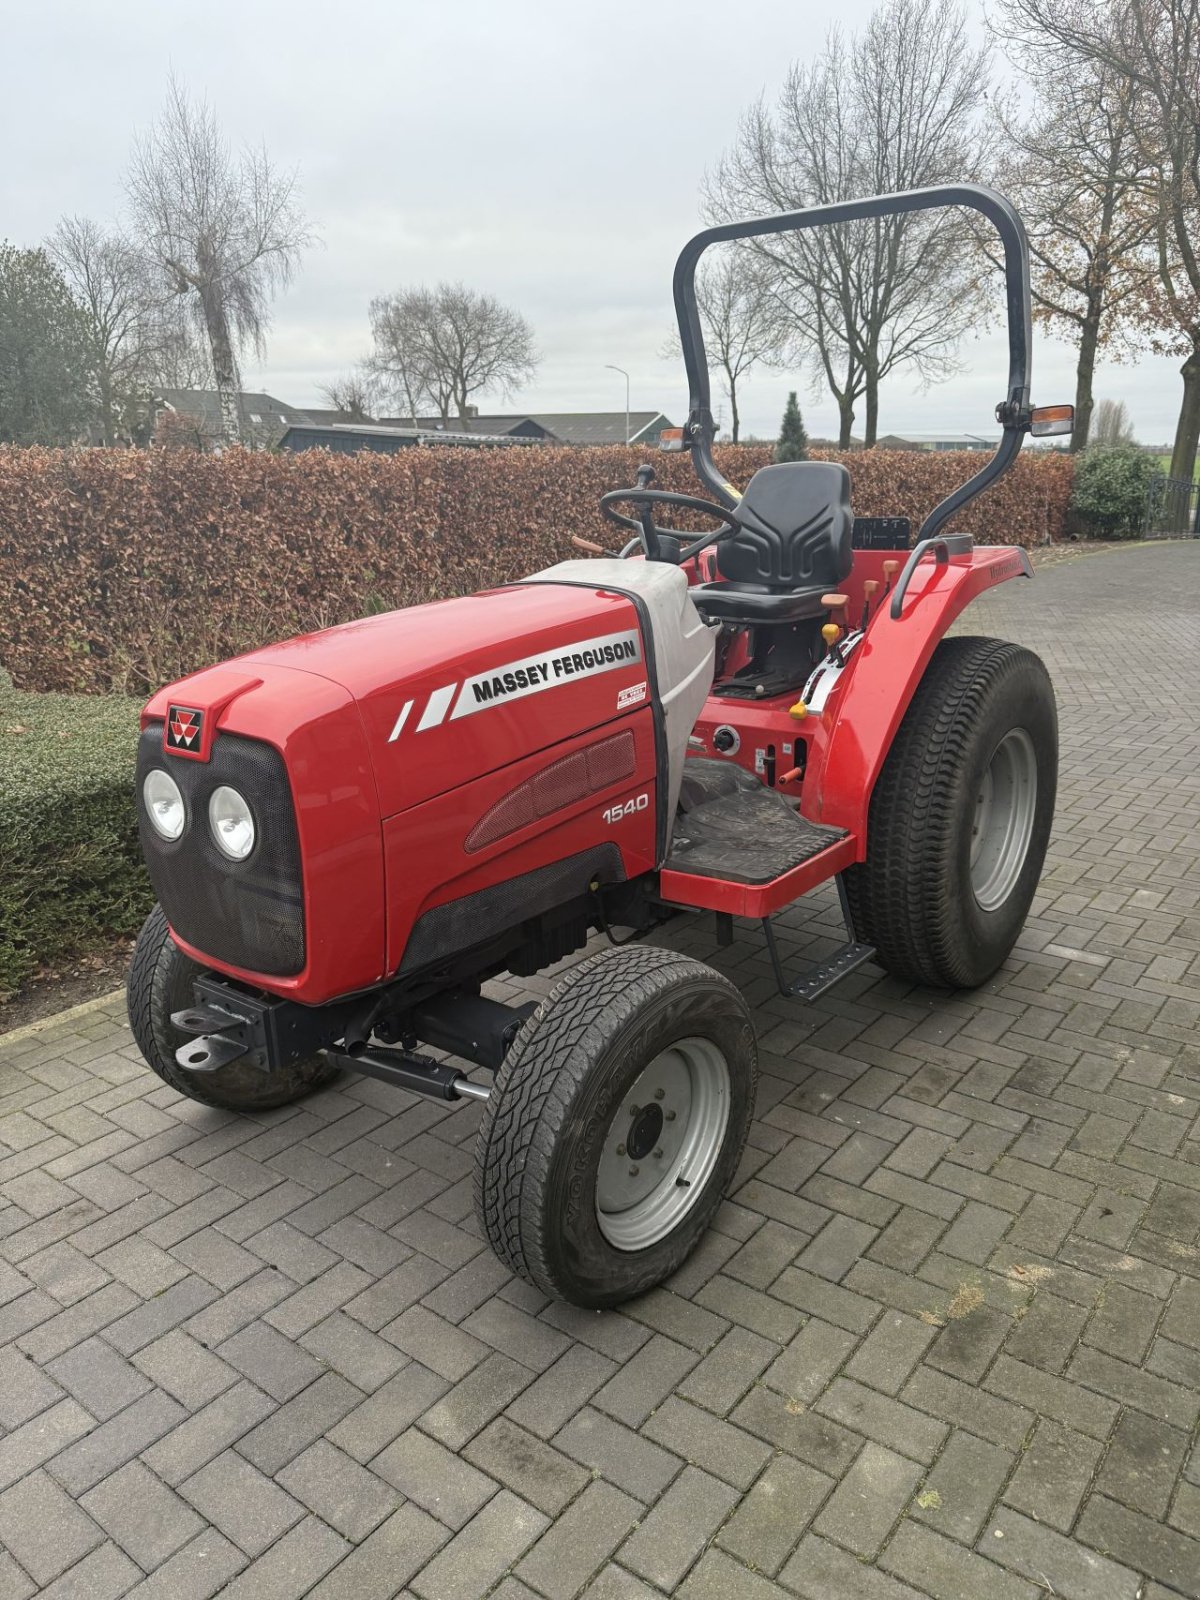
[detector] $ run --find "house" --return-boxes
[875,432,999,452]
[149,389,316,444]
[278,422,537,454]
[377,409,675,447]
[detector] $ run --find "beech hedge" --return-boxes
[0,679,149,997]
[0,443,1075,694]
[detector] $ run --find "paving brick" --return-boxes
[419,1351,533,1451]
[845,1311,936,1395]
[880,1520,1040,1600]
[911,1429,1013,1543]
[119,1528,247,1600]
[677,1548,795,1600]
[132,1328,238,1408]
[380,1303,490,1381]
[277,1439,400,1541]
[0,1344,63,1428]
[211,1517,351,1600]
[371,1426,496,1529]
[517,1480,641,1600]
[306,1504,448,1600]
[326,1363,447,1463]
[0,1469,104,1585]
[1067,1344,1200,1430]
[733,1384,862,1478]
[717,1452,832,1575]
[216,1319,326,1402]
[555,1407,682,1501]
[619,1465,739,1592]
[410,1490,548,1600]
[503,1344,617,1439]
[981,1506,1142,1600]
[80,1459,203,1569]
[141,1378,276,1485]
[926,1301,1011,1382]
[1084,1281,1164,1363]
[1003,1419,1102,1532]
[1096,1409,1190,1518]
[985,1353,1118,1440]
[782,1533,929,1599]
[180,1449,305,1556]
[35,1540,141,1600]
[591,1333,698,1428]
[797,1214,879,1281]
[815,1376,947,1465]
[902,1366,1033,1451]
[677,1324,776,1414]
[813,1441,923,1557]
[462,1416,589,1516]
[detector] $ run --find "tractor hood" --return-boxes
[144,581,649,816]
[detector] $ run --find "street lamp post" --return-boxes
[605,364,630,446]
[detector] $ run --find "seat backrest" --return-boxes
[718,462,853,589]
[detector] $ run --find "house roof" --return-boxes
[527,412,672,445]
[876,431,999,448]
[278,423,538,452]
[152,389,312,435]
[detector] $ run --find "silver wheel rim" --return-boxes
[970,727,1038,912]
[595,1037,730,1252]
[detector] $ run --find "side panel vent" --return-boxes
[465,730,637,853]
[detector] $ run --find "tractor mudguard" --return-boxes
[803,544,1033,840]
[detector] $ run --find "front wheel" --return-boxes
[127,905,338,1110]
[844,636,1057,989]
[473,945,757,1308]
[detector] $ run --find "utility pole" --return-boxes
[605,364,630,445]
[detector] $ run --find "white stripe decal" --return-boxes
[387,701,414,742]
[417,683,457,731]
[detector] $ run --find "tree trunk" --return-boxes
[729,384,740,445]
[98,368,115,448]
[864,373,879,449]
[1071,307,1102,454]
[1169,347,1200,524]
[201,291,241,445]
[837,397,856,450]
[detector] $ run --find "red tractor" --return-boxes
[129,185,1068,1307]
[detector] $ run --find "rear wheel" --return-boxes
[474,945,757,1307]
[844,636,1057,988]
[127,905,338,1110]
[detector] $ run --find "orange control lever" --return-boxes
[882,559,900,594]
[860,578,880,630]
[571,534,607,556]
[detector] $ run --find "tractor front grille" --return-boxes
[136,726,305,977]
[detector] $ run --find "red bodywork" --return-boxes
[142,543,1031,1004]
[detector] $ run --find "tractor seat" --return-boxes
[691,462,853,626]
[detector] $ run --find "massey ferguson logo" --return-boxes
[166,705,204,753]
[387,630,642,742]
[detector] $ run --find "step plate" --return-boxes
[785,941,876,1001]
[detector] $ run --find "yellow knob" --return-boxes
[789,701,808,720]
[821,623,841,649]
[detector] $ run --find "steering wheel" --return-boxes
[599,484,741,565]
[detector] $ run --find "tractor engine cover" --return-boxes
[137,563,714,1005]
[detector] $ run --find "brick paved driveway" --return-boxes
[2,540,1199,1600]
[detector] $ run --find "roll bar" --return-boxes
[671,184,1033,543]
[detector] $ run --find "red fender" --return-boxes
[803,545,1034,843]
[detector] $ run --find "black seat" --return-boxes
[691,462,854,624]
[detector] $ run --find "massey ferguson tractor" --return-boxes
[129,185,1069,1307]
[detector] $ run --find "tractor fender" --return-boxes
[803,545,1033,842]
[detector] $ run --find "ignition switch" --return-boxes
[712,726,740,755]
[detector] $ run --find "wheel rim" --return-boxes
[970,727,1038,912]
[595,1037,730,1252]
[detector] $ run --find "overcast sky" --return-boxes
[1,0,1180,445]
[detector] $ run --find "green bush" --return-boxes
[0,679,150,998]
[1069,445,1157,537]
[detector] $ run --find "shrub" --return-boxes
[0,444,1075,694]
[0,679,150,998]
[1069,445,1156,538]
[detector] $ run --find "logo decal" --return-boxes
[166,705,204,752]
[386,630,643,740]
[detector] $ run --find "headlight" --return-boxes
[209,785,256,861]
[143,769,186,841]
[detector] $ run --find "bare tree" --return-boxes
[1091,397,1136,444]
[367,283,537,424]
[707,0,991,447]
[999,0,1200,481]
[664,246,783,443]
[126,79,313,444]
[317,371,376,421]
[48,217,157,444]
[988,11,1156,449]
